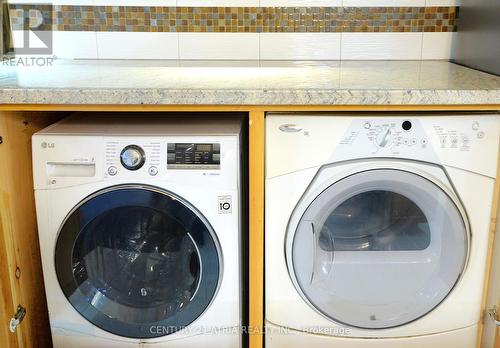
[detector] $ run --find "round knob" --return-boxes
[148,166,158,176]
[375,128,393,148]
[107,166,118,176]
[120,145,145,170]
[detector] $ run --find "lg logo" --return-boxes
[41,142,55,148]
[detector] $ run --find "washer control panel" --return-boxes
[167,143,221,169]
[105,139,221,177]
[106,140,161,177]
[120,145,146,170]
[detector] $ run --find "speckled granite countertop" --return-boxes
[0,60,499,106]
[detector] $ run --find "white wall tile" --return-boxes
[179,33,259,60]
[12,31,99,59]
[426,0,460,6]
[343,0,425,6]
[97,32,178,59]
[178,0,258,6]
[421,32,455,59]
[53,31,99,59]
[260,33,340,60]
[341,33,423,60]
[11,31,25,50]
[261,0,341,5]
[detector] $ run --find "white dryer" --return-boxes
[33,115,244,347]
[265,113,500,348]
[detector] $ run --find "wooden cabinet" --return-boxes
[0,112,69,348]
[0,106,499,348]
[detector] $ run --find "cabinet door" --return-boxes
[0,111,63,348]
[481,201,500,348]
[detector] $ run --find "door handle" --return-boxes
[310,222,334,285]
[279,124,303,133]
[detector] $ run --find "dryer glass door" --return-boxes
[55,185,220,338]
[290,169,468,329]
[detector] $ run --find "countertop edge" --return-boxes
[1,88,499,106]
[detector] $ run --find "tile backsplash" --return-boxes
[6,1,460,60]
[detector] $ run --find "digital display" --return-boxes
[167,143,220,169]
[196,144,212,152]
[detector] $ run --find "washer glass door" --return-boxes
[55,185,220,338]
[290,169,468,329]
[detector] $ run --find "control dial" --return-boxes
[120,145,145,170]
[375,127,393,148]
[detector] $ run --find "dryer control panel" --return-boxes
[334,116,499,178]
[338,118,433,158]
[266,113,500,179]
[360,120,429,150]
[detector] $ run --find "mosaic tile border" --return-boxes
[9,5,458,33]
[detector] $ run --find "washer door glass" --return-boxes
[55,185,220,338]
[290,169,468,329]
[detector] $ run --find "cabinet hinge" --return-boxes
[487,305,500,327]
[9,305,26,333]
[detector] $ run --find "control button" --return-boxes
[402,120,412,131]
[148,166,158,176]
[411,138,417,145]
[462,136,469,144]
[451,137,458,145]
[213,143,221,153]
[403,138,409,145]
[477,131,485,139]
[440,136,447,145]
[167,143,175,151]
[364,122,371,129]
[108,166,117,176]
[120,145,145,170]
[213,153,221,162]
[472,121,480,131]
[421,138,428,145]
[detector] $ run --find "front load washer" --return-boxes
[265,113,500,348]
[33,114,244,347]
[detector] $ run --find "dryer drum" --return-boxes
[290,169,468,330]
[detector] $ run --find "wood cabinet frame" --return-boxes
[0,104,499,348]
